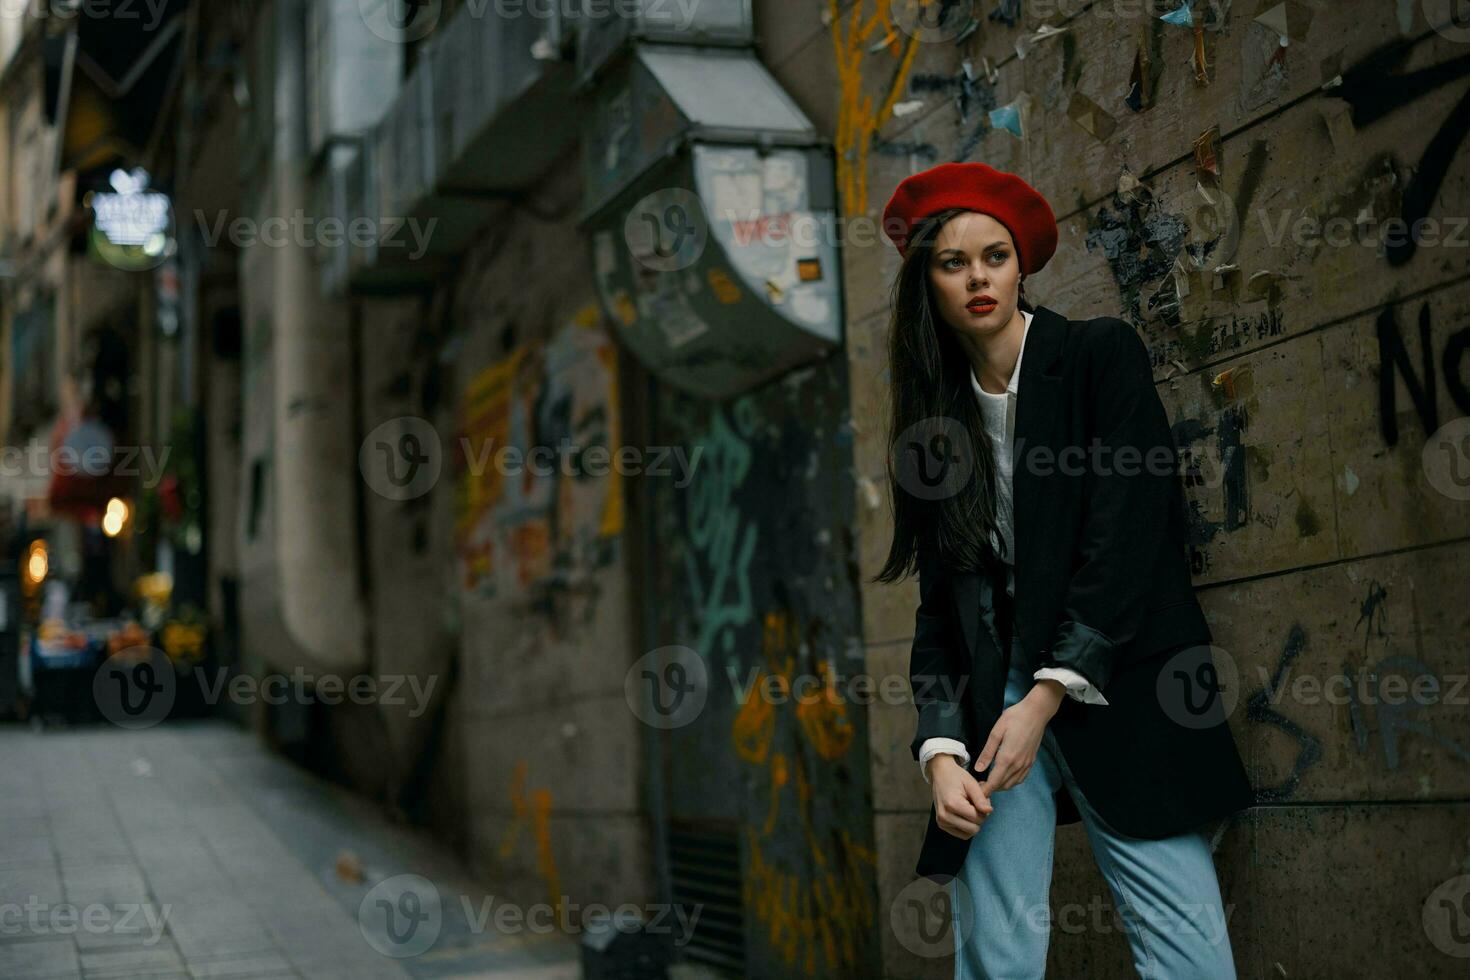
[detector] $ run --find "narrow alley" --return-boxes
[0,1,1465,977]
[0,722,580,979]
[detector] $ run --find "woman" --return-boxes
[872,162,1253,978]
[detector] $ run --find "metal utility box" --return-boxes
[576,0,754,84]
[580,44,843,399]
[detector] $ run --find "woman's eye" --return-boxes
[944,256,964,269]
[988,251,1007,263]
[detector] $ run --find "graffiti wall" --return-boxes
[824,0,1470,976]
[454,306,624,604]
[646,355,880,978]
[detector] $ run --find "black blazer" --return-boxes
[909,303,1253,881]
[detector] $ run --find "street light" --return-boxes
[102,498,130,538]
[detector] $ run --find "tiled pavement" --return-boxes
[0,721,580,980]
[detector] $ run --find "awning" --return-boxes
[46,415,129,523]
[58,0,188,175]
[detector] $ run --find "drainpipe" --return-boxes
[269,0,367,673]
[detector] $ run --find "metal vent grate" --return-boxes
[667,819,745,973]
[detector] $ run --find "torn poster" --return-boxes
[1068,91,1117,142]
[1160,1,1195,27]
[989,94,1030,139]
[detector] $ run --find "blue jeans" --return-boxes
[952,658,1238,978]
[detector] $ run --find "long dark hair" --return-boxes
[870,207,1035,585]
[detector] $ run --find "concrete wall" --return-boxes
[196,1,1468,975]
[436,158,655,917]
[826,1,1470,977]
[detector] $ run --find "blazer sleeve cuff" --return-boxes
[1040,619,1117,692]
[1032,666,1110,705]
[909,700,970,762]
[918,738,971,783]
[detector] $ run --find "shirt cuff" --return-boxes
[1033,666,1110,705]
[918,737,970,783]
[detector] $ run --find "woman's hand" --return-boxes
[928,755,993,839]
[973,681,1066,792]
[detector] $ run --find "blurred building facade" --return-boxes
[1,2,1467,978]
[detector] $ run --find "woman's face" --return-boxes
[925,211,1022,337]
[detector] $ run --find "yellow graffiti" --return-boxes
[830,0,925,216]
[733,676,777,765]
[454,306,624,595]
[497,760,562,920]
[595,337,625,538]
[796,657,856,761]
[731,608,869,972]
[707,266,742,304]
[744,825,878,975]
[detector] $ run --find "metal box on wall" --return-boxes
[580,44,843,400]
[576,0,754,84]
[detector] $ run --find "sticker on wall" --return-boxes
[709,169,763,226]
[892,0,979,43]
[1253,1,1313,42]
[639,276,710,350]
[790,290,831,325]
[1193,125,1222,179]
[1015,24,1068,59]
[762,155,803,213]
[707,267,743,304]
[611,290,637,327]
[1159,1,1195,27]
[1127,45,1154,112]
[1068,91,1117,142]
[988,93,1031,140]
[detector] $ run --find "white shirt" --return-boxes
[919,309,1109,783]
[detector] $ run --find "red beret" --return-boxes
[881,162,1058,274]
